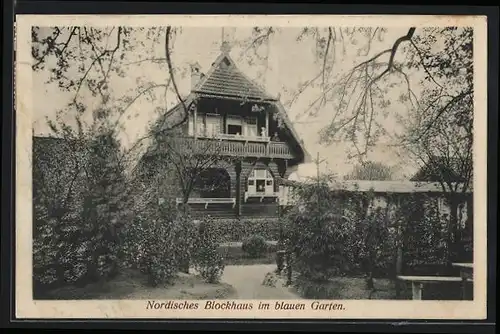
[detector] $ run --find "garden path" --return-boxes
[220,264,302,299]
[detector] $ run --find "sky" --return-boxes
[32,26,423,180]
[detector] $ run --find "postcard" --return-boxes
[15,14,487,319]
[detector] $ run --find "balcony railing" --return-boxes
[214,133,270,142]
[166,137,295,159]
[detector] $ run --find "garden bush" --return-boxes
[402,196,449,269]
[32,131,130,294]
[173,211,199,274]
[283,178,358,282]
[293,278,340,299]
[192,217,225,283]
[120,215,179,287]
[119,201,199,287]
[242,235,268,258]
[204,218,282,242]
[282,176,466,287]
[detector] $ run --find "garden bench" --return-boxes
[397,275,473,300]
[452,262,473,279]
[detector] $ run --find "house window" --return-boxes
[228,124,242,135]
[247,168,274,195]
[195,114,205,136]
[244,117,258,137]
[227,116,243,135]
[205,113,221,137]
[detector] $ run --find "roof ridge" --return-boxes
[223,53,274,99]
[192,51,275,101]
[191,53,226,92]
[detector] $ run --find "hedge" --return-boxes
[204,218,282,242]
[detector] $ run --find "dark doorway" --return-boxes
[194,168,231,198]
[227,124,242,135]
[256,179,266,193]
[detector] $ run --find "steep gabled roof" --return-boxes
[156,48,311,164]
[192,51,276,102]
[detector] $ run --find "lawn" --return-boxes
[284,274,399,300]
[287,273,467,300]
[39,269,236,300]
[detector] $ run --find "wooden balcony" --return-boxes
[166,137,295,159]
[214,133,270,143]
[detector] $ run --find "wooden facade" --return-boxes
[157,43,310,219]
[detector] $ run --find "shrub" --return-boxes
[205,218,281,242]
[123,216,179,287]
[283,178,357,282]
[193,218,225,283]
[172,211,198,273]
[294,279,337,299]
[402,195,449,268]
[32,131,130,293]
[242,235,268,258]
[262,272,278,287]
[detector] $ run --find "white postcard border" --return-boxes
[15,14,488,320]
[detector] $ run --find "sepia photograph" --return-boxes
[15,14,488,319]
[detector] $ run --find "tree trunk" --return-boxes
[366,255,374,292]
[286,251,293,286]
[180,259,190,274]
[395,246,403,298]
[448,196,459,265]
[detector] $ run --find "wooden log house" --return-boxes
[153,42,311,219]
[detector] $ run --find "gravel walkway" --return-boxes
[220,264,302,299]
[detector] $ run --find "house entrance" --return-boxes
[193,168,231,198]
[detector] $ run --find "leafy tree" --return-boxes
[405,28,473,263]
[400,195,449,270]
[80,128,130,281]
[277,26,473,265]
[238,27,472,180]
[149,130,230,206]
[342,160,394,289]
[32,135,88,290]
[31,26,198,288]
[32,125,130,292]
[32,26,191,166]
